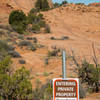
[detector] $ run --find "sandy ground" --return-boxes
[0,2,100,99]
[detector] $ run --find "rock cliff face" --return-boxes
[0,0,53,13]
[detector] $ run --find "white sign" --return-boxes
[53,78,79,100]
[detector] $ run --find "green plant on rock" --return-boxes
[9,10,27,34]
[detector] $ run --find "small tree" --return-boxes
[61,0,68,5]
[9,10,27,24]
[53,2,60,8]
[35,0,50,11]
[9,10,27,34]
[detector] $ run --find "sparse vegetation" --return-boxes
[35,0,50,11]
[48,48,61,57]
[9,7,50,34]
[71,49,100,93]
[0,40,20,59]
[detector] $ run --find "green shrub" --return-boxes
[0,57,33,100]
[35,0,50,11]
[32,24,40,32]
[78,60,100,92]
[9,10,27,24]
[43,71,49,76]
[33,81,52,100]
[38,13,43,19]
[60,0,68,6]
[38,21,46,27]
[9,10,27,34]
[48,50,58,57]
[27,13,37,24]
[12,22,27,34]
[34,14,44,24]
[30,45,37,51]
[0,40,9,51]
[29,8,38,14]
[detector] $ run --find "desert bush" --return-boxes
[18,40,32,46]
[29,8,38,14]
[12,22,27,34]
[32,24,40,33]
[38,21,46,27]
[43,71,49,76]
[35,0,50,11]
[50,36,56,40]
[26,37,38,43]
[27,13,37,24]
[9,10,27,25]
[48,49,60,57]
[0,40,10,51]
[34,14,44,24]
[61,36,69,40]
[38,13,43,19]
[0,40,17,60]
[30,45,37,51]
[33,37,38,43]
[78,60,100,92]
[0,56,33,100]
[8,51,21,58]
[0,29,5,35]
[9,10,27,34]
[19,59,26,64]
[33,81,52,100]
[17,35,24,40]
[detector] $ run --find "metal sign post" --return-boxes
[62,50,66,79]
[53,50,79,100]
